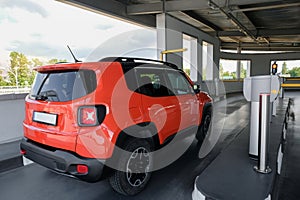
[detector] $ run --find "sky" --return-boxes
[0,0,299,73]
[0,0,157,68]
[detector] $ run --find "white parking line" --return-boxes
[22,156,33,166]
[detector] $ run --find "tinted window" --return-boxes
[166,70,194,95]
[122,64,138,91]
[136,68,171,97]
[30,70,96,102]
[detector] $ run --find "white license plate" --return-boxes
[33,111,57,126]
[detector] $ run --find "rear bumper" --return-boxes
[20,138,105,182]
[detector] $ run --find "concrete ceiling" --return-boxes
[59,0,300,52]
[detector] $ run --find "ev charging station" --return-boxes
[243,75,280,158]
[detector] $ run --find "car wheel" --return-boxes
[196,107,212,142]
[109,138,153,196]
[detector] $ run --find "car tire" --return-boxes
[109,138,153,196]
[196,106,212,142]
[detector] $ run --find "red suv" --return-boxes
[21,57,212,195]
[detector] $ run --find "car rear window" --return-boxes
[29,70,96,102]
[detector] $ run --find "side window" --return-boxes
[166,70,194,95]
[136,68,170,97]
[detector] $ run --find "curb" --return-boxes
[0,156,23,173]
[0,140,24,173]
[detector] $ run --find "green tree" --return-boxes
[222,71,231,79]
[184,68,191,76]
[5,52,69,87]
[48,58,67,64]
[219,63,224,79]
[240,63,247,79]
[231,71,237,79]
[0,69,7,86]
[32,58,43,67]
[8,51,31,87]
[288,67,300,77]
[28,58,45,85]
[0,77,5,86]
[282,62,288,74]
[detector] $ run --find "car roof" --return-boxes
[34,57,180,73]
[99,57,179,70]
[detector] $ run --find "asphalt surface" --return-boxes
[277,91,300,200]
[0,94,249,200]
[0,140,23,173]
[194,96,291,200]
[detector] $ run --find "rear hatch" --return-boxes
[23,63,97,152]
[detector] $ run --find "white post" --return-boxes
[254,93,272,174]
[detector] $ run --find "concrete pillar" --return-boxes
[203,42,214,81]
[237,46,241,80]
[156,13,183,68]
[190,38,198,82]
[197,41,203,82]
[156,13,166,60]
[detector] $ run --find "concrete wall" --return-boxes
[158,14,220,78]
[223,81,243,93]
[157,14,221,96]
[200,80,243,96]
[0,94,27,143]
[157,14,259,95]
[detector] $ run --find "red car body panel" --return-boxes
[23,61,212,160]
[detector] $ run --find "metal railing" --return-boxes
[0,86,31,95]
[280,77,300,98]
[281,77,300,88]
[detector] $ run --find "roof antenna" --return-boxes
[67,45,81,63]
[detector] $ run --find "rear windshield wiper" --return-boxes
[32,90,59,101]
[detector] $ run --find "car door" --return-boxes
[135,67,180,143]
[165,69,199,131]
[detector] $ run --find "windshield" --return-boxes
[29,70,96,102]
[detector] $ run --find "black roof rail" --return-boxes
[55,61,69,64]
[99,57,178,70]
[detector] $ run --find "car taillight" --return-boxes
[78,105,106,127]
[20,149,26,155]
[77,164,88,174]
[78,106,98,126]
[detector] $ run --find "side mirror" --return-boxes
[193,83,201,94]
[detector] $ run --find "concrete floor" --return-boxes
[193,96,289,200]
[1,92,299,200]
[0,94,249,200]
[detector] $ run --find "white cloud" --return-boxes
[0,0,156,67]
[0,0,49,18]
